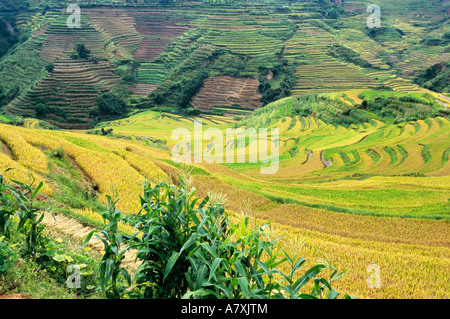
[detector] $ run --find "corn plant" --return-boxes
[7,175,49,256]
[129,178,204,299]
[128,176,353,299]
[83,195,139,299]
[182,211,353,299]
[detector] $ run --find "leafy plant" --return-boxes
[181,206,352,299]
[126,177,353,299]
[129,179,201,298]
[37,235,97,297]
[83,194,138,299]
[6,174,50,255]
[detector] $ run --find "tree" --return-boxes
[45,64,54,72]
[35,103,48,118]
[92,93,127,118]
[75,44,91,59]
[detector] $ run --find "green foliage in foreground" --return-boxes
[1,169,353,299]
[0,170,99,298]
[85,176,353,299]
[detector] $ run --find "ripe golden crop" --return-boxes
[0,152,52,195]
[17,128,164,213]
[0,124,49,174]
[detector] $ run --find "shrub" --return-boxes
[45,64,54,72]
[35,103,48,118]
[53,146,65,159]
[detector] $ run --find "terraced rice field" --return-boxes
[0,123,168,213]
[3,4,448,126]
[2,106,448,298]
[227,110,450,220]
[85,8,143,61]
[131,12,191,62]
[38,13,107,63]
[99,101,450,219]
[2,10,133,128]
[1,1,449,299]
[285,25,380,94]
[7,57,123,129]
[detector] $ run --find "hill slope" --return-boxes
[0,0,448,127]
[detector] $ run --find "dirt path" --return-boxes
[42,213,139,271]
[439,94,450,102]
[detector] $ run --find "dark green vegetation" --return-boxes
[74,44,92,60]
[90,93,128,123]
[328,44,373,69]
[359,91,447,123]
[0,18,19,59]
[414,62,450,93]
[258,63,297,106]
